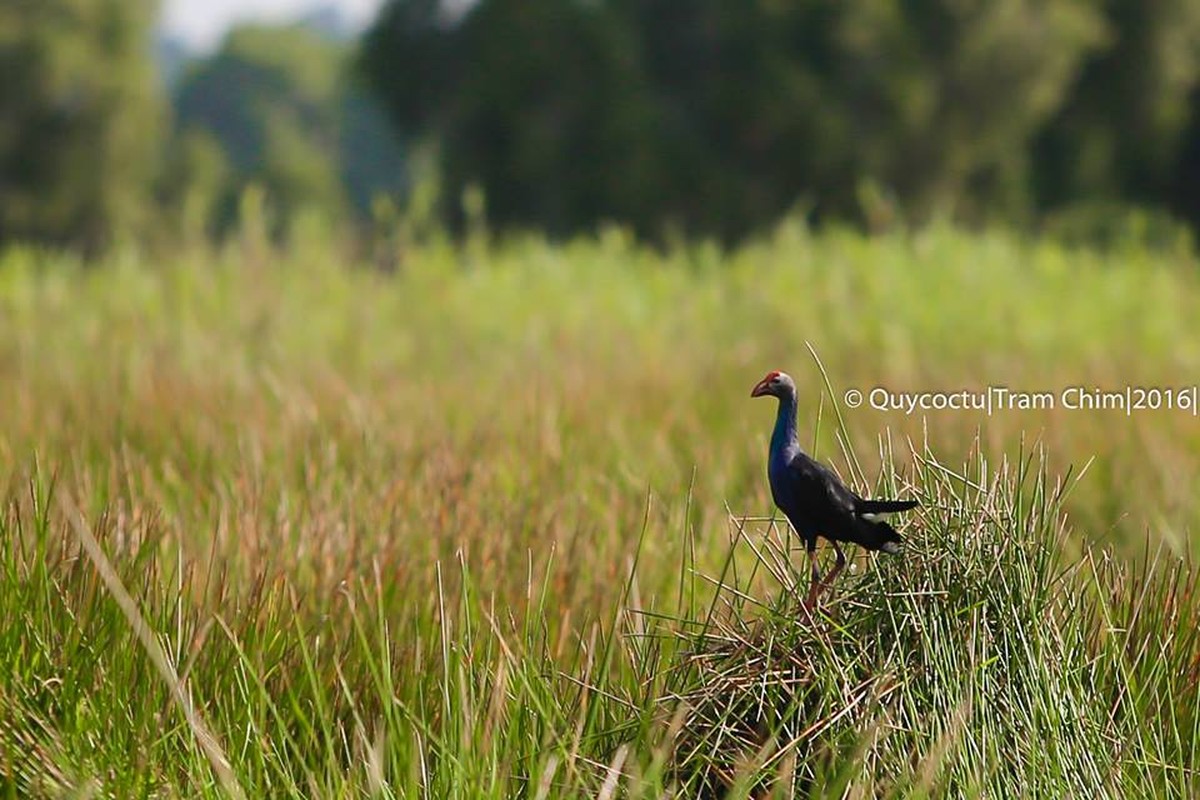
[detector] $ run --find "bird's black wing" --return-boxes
[783,454,918,520]
[778,454,915,549]
[778,452,860,529]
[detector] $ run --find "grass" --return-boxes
[0,220,1198,796]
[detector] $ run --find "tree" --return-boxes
[829,0,1106,222]
[170,23,406,237]
[1033,0,1200,212]
[0,0,163,249]
[363,0,665,237]
[363,0,1115,240]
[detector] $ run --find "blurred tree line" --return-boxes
[363,0,1200,244]
[166,23,405,241]
[3,0,1200,250]
[0,0,404,251]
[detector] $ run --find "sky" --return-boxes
[160,0,385,51]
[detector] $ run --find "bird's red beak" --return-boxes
[750,379,771,398]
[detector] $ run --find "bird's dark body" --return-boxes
[768,447,914,554]
[752,369,918,606]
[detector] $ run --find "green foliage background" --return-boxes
[3,3,1200,794]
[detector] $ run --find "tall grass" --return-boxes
[0,222,1198,796]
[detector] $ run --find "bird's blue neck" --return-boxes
[770,393,799,458]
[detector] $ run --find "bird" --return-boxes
[750,370,918,609]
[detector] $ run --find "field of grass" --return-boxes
[1,222,1199,797]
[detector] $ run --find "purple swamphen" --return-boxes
[751,370,918,608]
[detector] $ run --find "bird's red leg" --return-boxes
[820,546,849,597]
[806,542,847,610]
[803,546,822,610]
